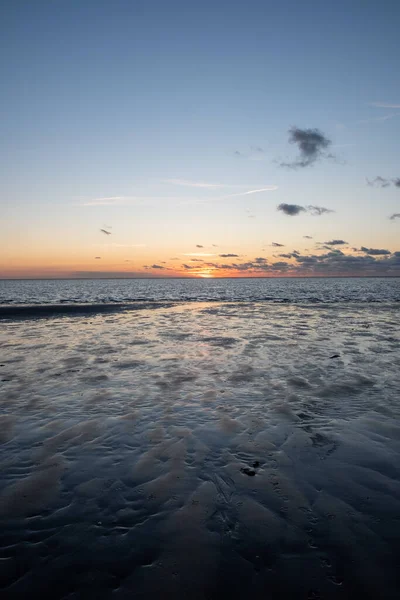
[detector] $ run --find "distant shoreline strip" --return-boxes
[0,302,176,319]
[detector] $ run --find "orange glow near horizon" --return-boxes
[1,234,399,279]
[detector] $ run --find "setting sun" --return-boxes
[198,270,214,278]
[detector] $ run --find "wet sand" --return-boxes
[0,302,399,599]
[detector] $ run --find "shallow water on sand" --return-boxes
[1,302,400,599]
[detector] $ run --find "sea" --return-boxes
[0,278,399,599]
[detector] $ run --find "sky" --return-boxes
[1,0,399,278]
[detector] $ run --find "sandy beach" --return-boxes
[1,299,399,599]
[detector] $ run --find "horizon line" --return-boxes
[1,275,399,281]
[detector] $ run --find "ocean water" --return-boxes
[0,278,399,599]
[1,276,399,306]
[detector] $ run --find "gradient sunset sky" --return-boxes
[1,0,399,278]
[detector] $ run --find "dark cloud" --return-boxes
[204,249,400,276]
[280,127,332,168]
[367,176,390,188]
[307,205,334,216]
[205,258,270,272]
[196,244,204,248]
[212,244,218,247]
[393,178,400,187]
[190,258,204,262]
[307,251,398,274]
[146,264,165,269]
[219,253,239,258]
[270,261,290,270]
[205,262,230,269]
[277,203,306,216]
[325,239,348,246]
[100,229,111,235]
[360,246,391,256]
[233,262,260,271]
[389,213,400,220]
[303,235,313,239]
[275,250,399,276]
[182,264,194,270]
[271,242,284,247]
[277,204,333,217]
[95,257,101,259]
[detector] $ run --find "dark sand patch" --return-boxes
[0,454,66,517]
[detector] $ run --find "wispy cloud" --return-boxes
[100,229,111,235]
[242,187,278,195]
[367,176,391,188]
[164,178,226,189]
[219,253,239,258]
[233,146,266,161]
[367,176,400,188]
[80,195,188,207]
[390,213,400,221]
[226,186,278,198]
[179,186,278,205]
[308,205,334,216]
[165,177,277,198]
[358,113,400,124]
[370,102,400,109]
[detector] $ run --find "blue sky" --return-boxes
[1,0,399,277]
